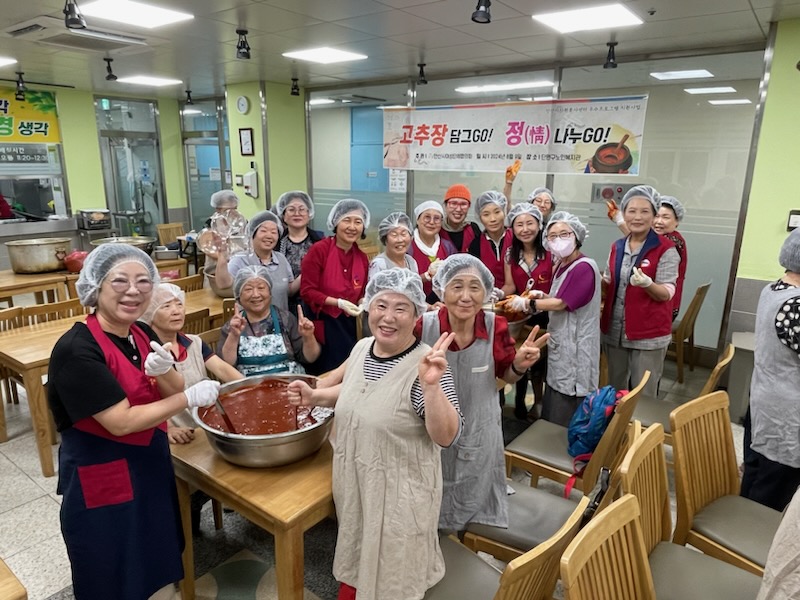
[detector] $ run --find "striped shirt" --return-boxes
[363,340,463,444]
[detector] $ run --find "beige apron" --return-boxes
[333,337,445,600]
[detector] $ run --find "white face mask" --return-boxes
[548,236,576,259]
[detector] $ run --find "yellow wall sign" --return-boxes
[0,89,62,143]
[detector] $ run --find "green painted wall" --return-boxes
[225,82,267,220]
[264,82,308,203]
[738,18,800,280]
[56,89,105,211]
[158,97,188,210]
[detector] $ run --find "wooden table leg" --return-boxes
[275,524,304,600]
[23,368,54,477]
[176,477,195,600]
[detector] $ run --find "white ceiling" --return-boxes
[0,0,797,99]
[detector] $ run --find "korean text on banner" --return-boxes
[382,96,648,175]
[0,90,62,144]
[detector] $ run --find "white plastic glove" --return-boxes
[337,298,363,317]
[144,341,176,376]
[509,296,531,313]
[630,267,653,288]
[185,380,221,408]
[490,287,505,302]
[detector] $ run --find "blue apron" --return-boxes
[237,306,303,376]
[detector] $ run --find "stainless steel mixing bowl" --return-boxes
[192,373,333,468]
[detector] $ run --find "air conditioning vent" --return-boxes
[3,15,163,55]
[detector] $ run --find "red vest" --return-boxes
[509,250,553,294]
[664,230,687,319]
[600,230,675,340]
[478,229,513,288]
[410,237,454,296]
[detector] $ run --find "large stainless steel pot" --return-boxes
[193,374,333,468]
[90,236,157,256]
[5,238,72,273]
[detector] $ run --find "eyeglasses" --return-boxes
[421,215,442,224]
[446,201,470,210]
[284,207,309,215]
[545,231,574,242]
[108,278,154,293]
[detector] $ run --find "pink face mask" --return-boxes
[548,236,576,259]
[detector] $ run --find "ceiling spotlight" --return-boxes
[104,58,117,81]
[63,0,87,29]
[236,29,251,60]
[417,63,428,85]
[290,78,300,96]
[604,42,618,69]
[15,72,26,102]
[185,90,194,104]
[472,0,491,24]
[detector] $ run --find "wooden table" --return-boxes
[0,316,82,476]
[170,432,335,600]
[183,287,225,328]
[0,270,68,304]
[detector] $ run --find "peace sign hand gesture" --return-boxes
[419,332,455,387]
[513,325,550,371]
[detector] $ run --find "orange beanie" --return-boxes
[444,184,471,204]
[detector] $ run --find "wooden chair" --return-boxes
[171,274,204,293]
[616,423,761,598]
[504,372,649,494]
[156,222,185,247]
[424,496,589,600]
[183,308,211,335]
[668,282,711,383]
[0,557,27,600]
[560,494,656,600]
[670,391,782,575]
[633,343,735,445]
[222,298,236,323]
[21,298,87,325]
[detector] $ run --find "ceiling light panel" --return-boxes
[532,3,642,34]
[684,86,736,94]
[282,47,368,64]
[709,99,752,105]
[117,75,183,86]
[650,69,713,80]
[0,57,18,68]
[455,81,553,94]
[81,0,194,29]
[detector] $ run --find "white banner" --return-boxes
[383,95,648,175]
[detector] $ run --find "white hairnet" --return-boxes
[414,200,444,221]
[528,187,557,209]
[621,185,659,214]
[327,198,370,231]
[475,190,508,216]
[141,283,185,325]
[659,196,685,221]
[378,212,412,245]
[210,190,240,209]
[247,210,284,238]
[432,254,494,303]
[780,228,800,273]
[544,211,588,245]
[76,243,159,308]
[364,268,427,317]
[233,264,273,300]
[506,203,543,228]
[275,191,315,220]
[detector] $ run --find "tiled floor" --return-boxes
[0,358,739,600]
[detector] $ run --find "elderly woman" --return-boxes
[48,244,219,600]
[415,254,548,531]
[742,229,800,511]
[274,190,325,312]
[502,203,553,420]
[300,198,371,374]
[439,184,481,253]
[410,200,457,303]
[219,265,320,376]
[140,283,243,440]
[601,185,678,399]
[214,210,296,312]
[467,191,513,289]
[368,211,416,279]
[288,268,462,600]
[508,212,601,426]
